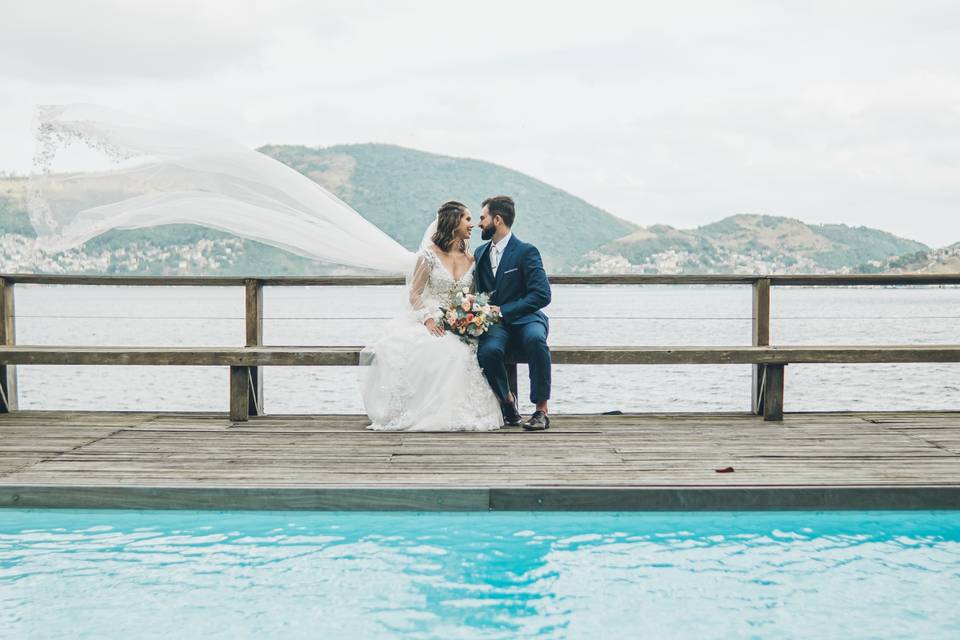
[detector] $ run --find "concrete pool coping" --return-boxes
[4,484,960,511]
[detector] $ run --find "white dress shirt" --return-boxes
[490,232,513,277]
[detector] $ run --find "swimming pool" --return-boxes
[1,510,958,639]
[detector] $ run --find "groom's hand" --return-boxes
[489,305,500,314]
[424,318,445,337]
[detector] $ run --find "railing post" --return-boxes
[0,278,17,412]
[244,278,264,416]
[751,278,770,415]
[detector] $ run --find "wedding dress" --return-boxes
[29,105,504,430]
[360,247,503,431]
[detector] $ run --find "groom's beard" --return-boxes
[481,226,495,241]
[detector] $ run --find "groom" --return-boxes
[475,196,552,431]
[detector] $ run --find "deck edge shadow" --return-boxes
[3,485,960,511]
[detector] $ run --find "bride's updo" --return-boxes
[431,200,468,253]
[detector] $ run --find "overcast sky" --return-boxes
[1,0,958,246]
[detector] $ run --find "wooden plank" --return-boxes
[0,345,359,366]
[5,273,960,287]
[2,275,247,286]
[768,274,960,286]
[563,345,960,365]
[2,345,960,366]
[538,275,758,285]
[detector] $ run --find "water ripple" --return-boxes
[0,511,959,639]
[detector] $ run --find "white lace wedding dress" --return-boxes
[360,248,504,431]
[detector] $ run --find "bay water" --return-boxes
[11,284,960,415]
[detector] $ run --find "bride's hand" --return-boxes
[424,318,445,337]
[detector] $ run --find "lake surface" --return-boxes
[11,284,960,414]
[2,510,959,639]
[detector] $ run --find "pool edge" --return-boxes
[2,485,960,511]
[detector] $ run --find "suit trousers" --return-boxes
[477,322,551,404]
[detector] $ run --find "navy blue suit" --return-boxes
[474,235,552,404]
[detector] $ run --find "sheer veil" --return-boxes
[29,103,455,381]
[28,104,416,275]
[28,104,489,421]
[418,219,438,251]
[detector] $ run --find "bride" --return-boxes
[28,105,503,431]
[360,201,503,431]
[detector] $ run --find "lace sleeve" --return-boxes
[408,251,433,324]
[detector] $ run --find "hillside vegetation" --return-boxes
[0,148,946,275]
[579,214,930,274]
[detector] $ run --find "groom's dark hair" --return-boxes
[482,195,515,228]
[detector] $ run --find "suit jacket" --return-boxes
[474,235,551,328]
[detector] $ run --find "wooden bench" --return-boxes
[2,344,958,422]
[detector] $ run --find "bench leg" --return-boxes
[507,363,519,401]
[0,279,16,413]
[762,364,784,422]
[752,364,764,415]
[248,366,263,416]
[0,365,16,413]
[229,366,250,422]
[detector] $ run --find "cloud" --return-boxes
[0,0,389,82]
[1,0,958,246]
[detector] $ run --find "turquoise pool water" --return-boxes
[1,511,958,639]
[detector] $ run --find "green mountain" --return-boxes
[0,144,637,274]
[580,214,930,274]
[0,149,941,275]
[256,143,637,271]
[858,242,960,274]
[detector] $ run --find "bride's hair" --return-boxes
[432,200,468,253]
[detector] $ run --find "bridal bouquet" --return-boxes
[440,289,501,342]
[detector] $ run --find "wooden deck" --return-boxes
[2,410,959,510]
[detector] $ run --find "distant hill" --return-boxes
[577,214,931,274]
[859,242,960,274]
[0,143,638,274]
[0,148,948,275]
[256,143,637,271]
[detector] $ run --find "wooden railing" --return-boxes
[0,273,958,422]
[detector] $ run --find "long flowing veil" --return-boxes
[418,220,438,251]
[28,104,461,422]
[28,104,415,274]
